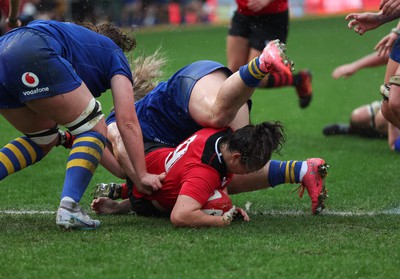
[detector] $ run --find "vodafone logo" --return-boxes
[21,72,39,88]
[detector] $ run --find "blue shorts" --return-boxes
[0,29,82,109]
[106,60,233,147]
[390,36,400,63]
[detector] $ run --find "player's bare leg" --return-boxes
[189,71,251,129]
[190,40,293,129]
[381,59,400,127]
[212,40,293,127]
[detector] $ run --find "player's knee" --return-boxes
[350,107,368,127]
[64,98,104,135]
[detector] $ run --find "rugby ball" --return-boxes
[201,189,233,216]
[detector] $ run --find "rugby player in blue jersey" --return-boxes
[0,20,164,230]
[98,44,329,217]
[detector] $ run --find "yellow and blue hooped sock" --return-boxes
[239,57,268,87]
[268,160,303,187]
[0,137,44,180]
[61,131,106,202]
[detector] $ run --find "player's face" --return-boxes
[228,156,253,174]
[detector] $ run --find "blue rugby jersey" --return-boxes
[0,20,132,108]
[106,60,233,147]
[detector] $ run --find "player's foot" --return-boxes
[323,124,350,136]
[259,39,294,75]
[91,183,122,200]
[91,197,121,215]
[298,158,329,215]
[295,70,313,108]
[56,197,100,230]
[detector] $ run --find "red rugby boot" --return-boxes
[298,158,329,215]
[296,70,313,108]
[259,39,294,75]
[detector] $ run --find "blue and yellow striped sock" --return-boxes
[61,131,106,202]
[268,160,304,187]
[0,137,44,180]
[239,57,268,87]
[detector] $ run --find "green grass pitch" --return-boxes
[1,16,400,278]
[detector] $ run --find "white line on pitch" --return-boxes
[0,209,399,215]
[0,210,56,215]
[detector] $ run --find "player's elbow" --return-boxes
[170,211,191,227]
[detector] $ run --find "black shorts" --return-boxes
[228,10,289,51]
[127,140,171,217]
[126,177,170,218]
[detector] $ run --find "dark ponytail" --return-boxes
[222,121,286,172]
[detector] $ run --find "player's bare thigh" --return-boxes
[0,82,106,139]
[351,104,375,128]
[384,58,399,83]
[189,70,250,129]
[188,70,228,126]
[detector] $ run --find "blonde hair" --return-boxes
[131,48,167,100]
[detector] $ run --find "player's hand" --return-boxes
[6,17,21,29]
[332,64,357,79]
[234,207,250,222]
[346,12,382,35]
[136,172,166,195]
[380,0,400,16]
[374,32,398,57]
[222,206,236,226]
[247,0,273,12]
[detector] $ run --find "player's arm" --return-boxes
[332,52,388,79]
[106,122,149,189]
[374,20,400,57]
[6,0,21,29]
[346,11,400,35]
[111,74,165,193]
[170,194,234,227]
[99,145,127,179]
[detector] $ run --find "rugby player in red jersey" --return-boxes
[92,122,285,227]
[227,0,313,108]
